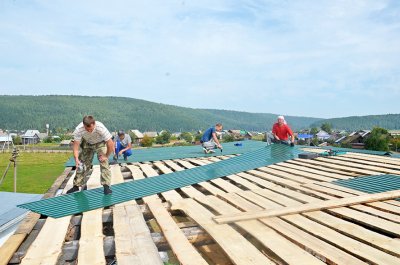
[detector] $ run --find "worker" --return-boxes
[200,123,223,153]
[67,115,114,195]
[114,130,132,161]
[266,115,295,146]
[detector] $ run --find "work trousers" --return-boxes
[74,141,111,186]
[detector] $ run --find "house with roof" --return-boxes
[228,129,252,140]
[130,129,144,144]
[21,130,41,145]
[143,131,158,138]
[316,130,331,140]
[389,130,400,137]
[341,130,371,149]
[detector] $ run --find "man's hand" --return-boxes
[118,150,124,156]
[290,142,295,147]
[98,154,107,162]
[75,159,80,167]
[217,144,222,149]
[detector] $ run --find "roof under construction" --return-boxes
[1,143,400,265]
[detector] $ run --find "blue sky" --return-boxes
[1,0,399,118]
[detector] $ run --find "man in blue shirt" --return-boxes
[201,123,223,153]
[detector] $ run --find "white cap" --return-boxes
[277,115,287,124]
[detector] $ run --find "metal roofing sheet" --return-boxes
[20,144,303,218]
[333,175,400,195]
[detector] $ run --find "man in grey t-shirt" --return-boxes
[114,130,132,161]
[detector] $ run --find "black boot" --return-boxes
[103,185,112,195]
[66,185,80,194]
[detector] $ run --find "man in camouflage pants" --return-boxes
[67,115,114,195]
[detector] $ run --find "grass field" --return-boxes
[0,152,71,194]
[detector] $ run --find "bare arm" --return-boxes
[73,140,80,166]
[105,139,114,157]
[212,133,222,148]
[291,134,295,143]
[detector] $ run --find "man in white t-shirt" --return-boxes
[67,115,114,195]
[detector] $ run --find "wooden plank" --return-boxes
[197,195,325,265]
[324,156,400,174]
[268,164,337,182]
[146,200,208,265]
[249,187,400,256]
[317,181,400,207]
[213,189,400,224]
[315,157,390,174]
[114,203,163,265]
[176,160,225,195]
[275,161,350,179]
[287,159,359,176]
[336,155,400,169]
[246,169,301,187]
[345,152,400,165]
[302,183,400,223]
[155,161,206,199]
[20,171,75,265]
[218,192,367,265]
[0,168,71,265]
[131,164,208,265]
[235,190,400,264]
[293,158,379,175]
[258,167,315,184]
[77,165,105,265]
[171,199,276,265]
[139,163,182,202]
[177,159,242,193]
[188,158,260,190]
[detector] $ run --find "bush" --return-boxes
[141,135,154,147]
[365,127,389,151]
[155,131,172,144]
[222,134,235,142]
[180,132,193,143]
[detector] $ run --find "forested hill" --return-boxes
[311,114,400,131]
[0,95,321,132]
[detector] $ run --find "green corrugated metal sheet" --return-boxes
[19,144,304,218]
[333,175,400,195]
[65,140,266,166]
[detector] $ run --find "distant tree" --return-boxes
[155,130,171,144]
[12,135,22,145]
[222,134,235,142]
[43,136,53,143]
[141,135,154,147]
[321,123,332,134]
[180,132,193,143]
[194,133,202,142]
[170,135,178,141]
[390,137,400,152]
[364,127,389,151]
[310,127,319,135]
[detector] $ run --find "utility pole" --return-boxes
[10,148,19,192]
[0,147,19,192]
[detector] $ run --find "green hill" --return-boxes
[0,95,320,132]
[311,114,400,131]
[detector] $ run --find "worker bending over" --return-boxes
[201,123,223,153]
[68,115,114,195]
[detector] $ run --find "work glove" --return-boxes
[290,142,295,147]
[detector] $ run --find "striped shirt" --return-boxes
[73,121,112,144]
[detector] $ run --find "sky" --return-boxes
[0,0,399,118]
